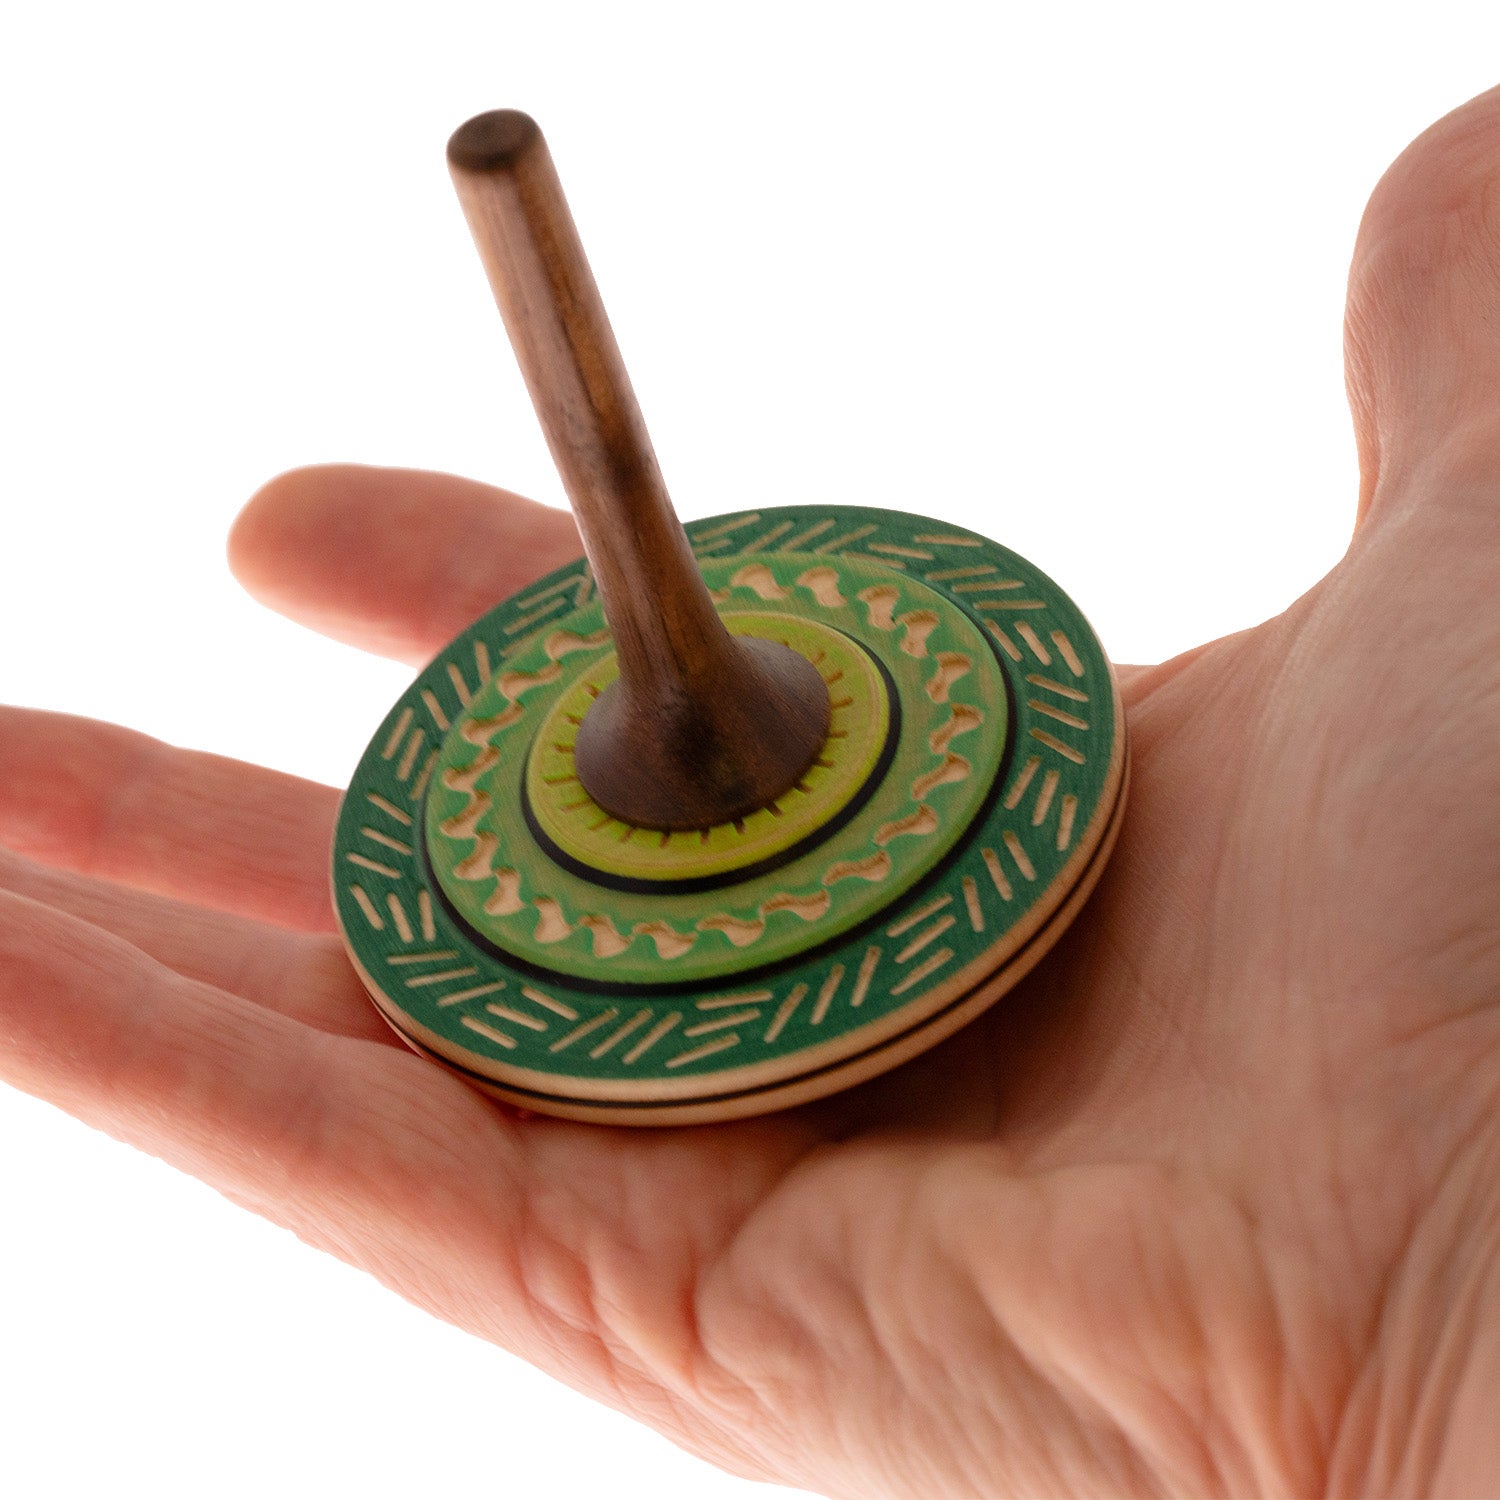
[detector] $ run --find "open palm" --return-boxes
[5,91,1500,1499]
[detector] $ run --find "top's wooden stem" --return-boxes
[446,110,830,830]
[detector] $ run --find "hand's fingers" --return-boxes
[1346,83,1500,526]
[0,845,396,1046]
[0,707,338,931]
[229,464,581,665]
[0,885,527,1292]
[0,882,778,1434]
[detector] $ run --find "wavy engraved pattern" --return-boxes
[925,652,971,703]
[699,889,831,947]
[796,566,846,608]
[824,851,892,884]
[430,553,994,967]
[730,563,791,600]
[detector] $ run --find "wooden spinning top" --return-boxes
[334,111,1128,1124]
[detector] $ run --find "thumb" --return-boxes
[1346,84,1500,526]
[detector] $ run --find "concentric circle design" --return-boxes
[524,613,891,886]
[334,505,1127,1124]
[420,556,1005,987]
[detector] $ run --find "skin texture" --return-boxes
[4,87,1500,1499]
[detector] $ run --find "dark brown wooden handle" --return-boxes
[447,110,829,830]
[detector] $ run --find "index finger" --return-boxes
[229,464,582,665]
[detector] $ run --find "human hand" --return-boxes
[5,87,1500,1500]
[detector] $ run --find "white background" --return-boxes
[0,3,1495,1496]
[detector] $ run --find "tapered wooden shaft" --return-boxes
[447,109,829,829]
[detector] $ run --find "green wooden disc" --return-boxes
[334,504,1127,1124]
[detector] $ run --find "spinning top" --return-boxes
[333,111,1127,1124]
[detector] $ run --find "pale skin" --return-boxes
[3,87,1500,1500]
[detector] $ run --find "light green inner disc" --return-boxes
[526,613,890,882]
